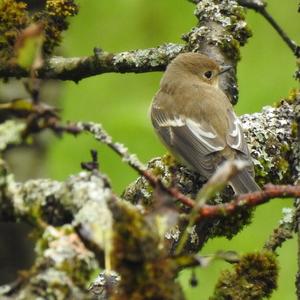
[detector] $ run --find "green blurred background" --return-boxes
[46,1,299,299]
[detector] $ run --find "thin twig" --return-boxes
[198,184,298,219]
[238,0,300,57]
[264,208,294,252]
[259,8,300,57]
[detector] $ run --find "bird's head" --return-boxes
[163,52,231,87]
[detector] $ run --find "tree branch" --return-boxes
[198,184,298,219]
[1,0,253,106]
[0,44,183,82]
[264,207,294,252]
[238,0,300,57]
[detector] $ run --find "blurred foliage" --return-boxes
[0,0,29,61]
[0,0,78,61]
[43,0,300,299]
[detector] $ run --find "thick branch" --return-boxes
[0,168,114,299]
[0,0,252,105]
[0,44,183,82]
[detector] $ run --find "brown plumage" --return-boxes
[150,52,259,194]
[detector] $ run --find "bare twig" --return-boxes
[264,208,294,252]
[238,0,300,57]
[198,184,298,219]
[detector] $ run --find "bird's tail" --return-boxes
[229,170,260,195]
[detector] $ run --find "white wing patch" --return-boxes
[151,106,185,127]
[186,118,224,151]
[228,111,242,149]
[151,106,225,154]
[158,116,185,127]
[229,119,239,137]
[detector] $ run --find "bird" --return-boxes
[150,52,260,195]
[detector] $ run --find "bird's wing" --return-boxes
[151,106,225,178]
[226,108,255,176]
[226,109,251,156]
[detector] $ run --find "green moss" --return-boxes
[36,225,98,288]
[252,130,292,186]
[161,153,177,168]
[185,0,252,62]
[201,186,254,240]
[109,200,184,300]
[123,156,203,207]
[291,121,298,138]
[208,206,254,239]
[0,0,29,61]
[210,251,278,300]
[34,0,78,56]
[0,0,78,61]
[220,37,241,61]
[46,0,78,17]
[275,88,300,106]
[274,157,290,180]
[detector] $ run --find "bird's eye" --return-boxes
[203,70,213,79]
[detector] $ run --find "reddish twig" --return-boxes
[143,169,196,208]
[199,184,298,219]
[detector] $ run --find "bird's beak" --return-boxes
[217,65,232,76]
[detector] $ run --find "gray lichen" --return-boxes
[0,120,25,151]
[3,43,184,81]
[0,167,116,299]
[88,270,121,299]
[241,102,294,185]
[2,170,112,226]
[183,0,251,60]
[264,207,294,252]
[279,207,294,225]
[1,225,99,300]
[113,43,184,70]
[183,0,251,104]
